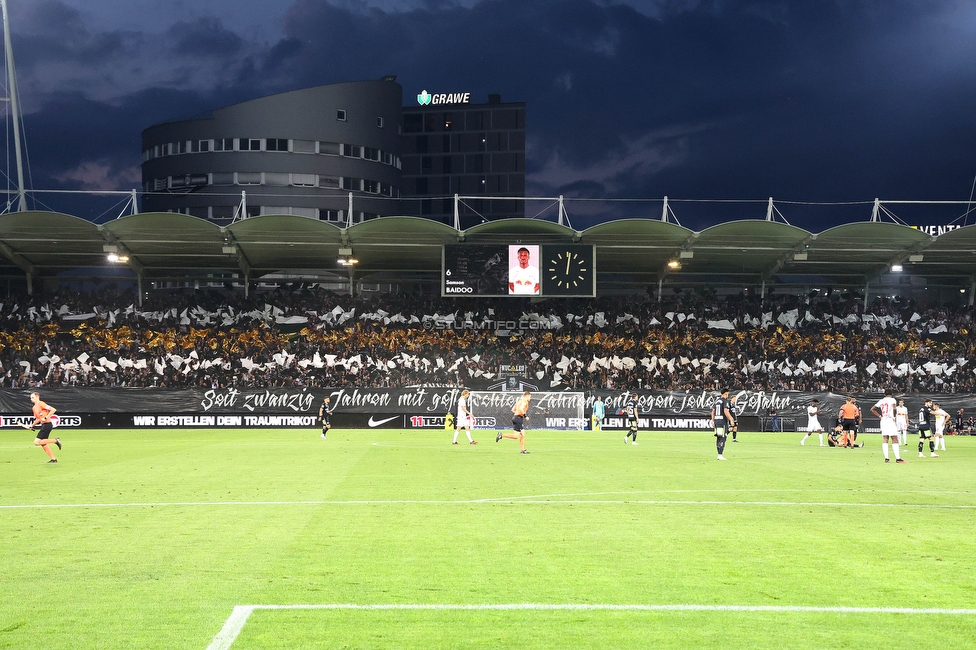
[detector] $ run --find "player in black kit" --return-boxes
[728,394,739,443]
[318,396,333,440]
[624,396,640,445]
[917,398,937,458]
[712,388,734,460]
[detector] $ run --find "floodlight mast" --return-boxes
[1,0,26,212]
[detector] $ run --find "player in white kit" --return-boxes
[895,399,909,446]
[800,399,824,446]
[453,389,477,445]
[870,389,905,464]
[931,402,949,452]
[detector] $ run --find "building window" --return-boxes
[291,173,317,187]
[364,180,379,194]
[211,173,234,185]
[319,176,340,189]
[443,113,453,131]
[466,111,483,130]
[364,147,379,161]
[198,140,211,152]
[342,177,363,191]
[403,114,422,133]
[236,172,262,185]
[239,138,262,151]
[265,173,289,186]
[376,116,384,128]
[337,109,347,121]
[421,156,432,173]
[318,141,340,155]
[292,139,315,153]
[266,138,289,152]
[214,138,234,151]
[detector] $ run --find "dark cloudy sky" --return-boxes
[8,0,976,230]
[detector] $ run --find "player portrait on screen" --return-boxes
[508,245,540,295]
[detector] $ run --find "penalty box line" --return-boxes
[206,603,976,650]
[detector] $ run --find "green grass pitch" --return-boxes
[1,427,975,649]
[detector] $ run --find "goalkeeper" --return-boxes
[591,396,605,431]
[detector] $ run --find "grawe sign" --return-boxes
[417,90,471,105]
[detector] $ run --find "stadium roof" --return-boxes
[0,211,974,292]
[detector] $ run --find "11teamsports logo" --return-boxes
[2,414,82,428]
[409,415,497,428]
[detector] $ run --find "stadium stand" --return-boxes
[0,285,973,393]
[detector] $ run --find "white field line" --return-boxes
[2,498,976,510]
[206,603,976,650]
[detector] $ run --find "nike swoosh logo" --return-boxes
[368,416,399,427]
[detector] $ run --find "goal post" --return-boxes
[468,391,586,430]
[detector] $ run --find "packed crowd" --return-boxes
[0,284,974,393]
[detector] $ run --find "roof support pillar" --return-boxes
[657,277,663,303]
[137,272,143,307]
[558,195,566,226]
[765,197,774,221]
[347,192,354,228]
[661,196,668,222]
[25,271,32,296]
[453,194,460,230]
[870,198,880,222]
[864,280,870,309]
[348,268,355,297]
[2,0,27,212]
[969,278,975,307]
[131,189,139,215]
[760,279,766,301]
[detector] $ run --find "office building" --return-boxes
[141,80,525,225]
[141,79,403,223]
[401,93,525,225]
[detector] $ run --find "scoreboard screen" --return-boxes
[442,244,595,297]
